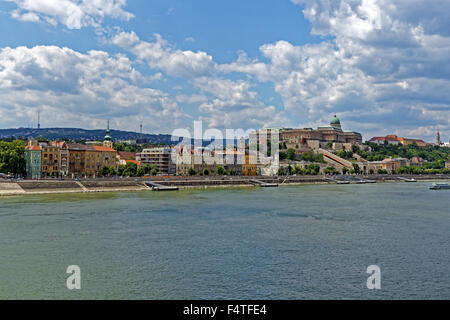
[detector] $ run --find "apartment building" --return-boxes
[139,147,176,175]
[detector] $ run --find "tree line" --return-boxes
[0,140,26,176]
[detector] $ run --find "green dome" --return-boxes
[330,115,340,125]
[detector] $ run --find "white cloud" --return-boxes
[218,0,450,140]
[6,0,134,29]
[193,77,289,129]
[0,45,186,131]
[111,31,216,78]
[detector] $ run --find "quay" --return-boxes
[1,174,449,196]
[145,181,179,191]
[249,179,279,187]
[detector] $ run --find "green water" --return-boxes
[0,182,449,299]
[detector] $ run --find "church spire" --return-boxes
[436,127,441,146]
[103,120,113,148]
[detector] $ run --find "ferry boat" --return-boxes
[429,183,450,190]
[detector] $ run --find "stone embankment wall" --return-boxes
[1,174,449,196]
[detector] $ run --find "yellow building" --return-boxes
[67,144,118,178]
[41,144,60,177]
[242,154,257,176]
[92,145,118,174]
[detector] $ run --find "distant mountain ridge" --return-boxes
[0,127,176,145]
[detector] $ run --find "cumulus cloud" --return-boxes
[111,31,216,78]
[193,77,289,129]
[6,0,134,29]
[111,32,289,129]
[0,45,186,131]
[218,0,450,140]
[4,0,450,140]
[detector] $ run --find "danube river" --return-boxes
[0,182,449,299]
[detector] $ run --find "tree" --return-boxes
[108,166,117,176]
[324,166,337,175]
[293,165,304,175]
[216,165,226,175]
[202,168,210,176]
[287,148,296,161]
[188,168,196,176]
[352,163,360,174]
[150,167,158,176]
[279,151,287,161]
[141,164,153,174]
[122,162,137,177]
[300,151,325,163]
[0,140,26,176]
[117,165,125,176]
[100,165,110,176]
[137,166,146,177]
[305,164,320,175]
[342,167,349,174]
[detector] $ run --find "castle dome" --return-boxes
[330,115,340,125]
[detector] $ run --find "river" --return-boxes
[0,182,449,299]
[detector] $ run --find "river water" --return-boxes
[0,182,449,299]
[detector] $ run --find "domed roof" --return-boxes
[330,115,340,125]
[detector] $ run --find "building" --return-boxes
[215,149,244,175]
[446,160,450,170]
[40,143,60,177]
[250,116,362,156]
[383,158,410,172]
[175,147,216,175]
[117,151,137,166]
[410,157,426,166]
[366,157,410,174]
[103,120,113,148]
[93,146,118,171]
[67,144,118,177]
[50,141,69,176]
[242,154,257,176]
[139,147,175,175]
[436,128,442,146]
[369,135,402,145]
[280,116,362,150]
[67,143,88,178]
[25,144,42,179]
[369,135,427,147]
[402,138,427,147]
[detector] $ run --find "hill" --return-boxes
[0,127,176,145]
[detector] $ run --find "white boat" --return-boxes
[429,183,450,190]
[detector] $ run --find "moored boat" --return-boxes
[429,183,450,190]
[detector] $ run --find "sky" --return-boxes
[0,0,449,142]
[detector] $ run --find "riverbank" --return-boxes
[1,174,449,196]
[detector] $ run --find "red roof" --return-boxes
[125,159,141,166]
[26,146,41,151]
[93,146,116,152]
[117,151,136,160]
[370,136,400,142]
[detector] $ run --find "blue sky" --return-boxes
[0,0,449,142]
